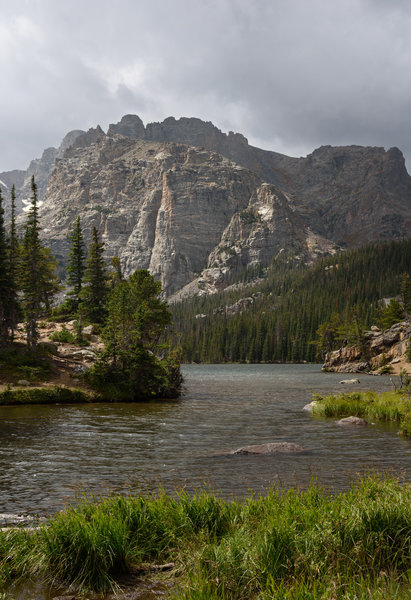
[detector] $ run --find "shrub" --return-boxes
[50,326,76,344]
[379,363,393,374]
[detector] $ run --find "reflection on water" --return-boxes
[0,364,409,515]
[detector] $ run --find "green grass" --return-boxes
[49,327,76,343]
[0,385,96,405]
[312,390,411,436]
[0,474,409,598]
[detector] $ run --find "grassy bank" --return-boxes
[0,385,98,405]
[0,474,410,599]
[312,390,411,437]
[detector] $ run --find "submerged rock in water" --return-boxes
[231,442,307,455]
[337,416,367,426]
[302,400,318,412]
[339,378,360,384]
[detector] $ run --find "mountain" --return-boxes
[0,130,84,220]
[37,134,336,296]
[108,116,411,247]
[3,115,411,296]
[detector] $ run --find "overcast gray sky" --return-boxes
[1,0,411,172]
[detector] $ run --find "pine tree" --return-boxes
[19,176,59,350]
[7,185,19,340]
[110,256,123,286]
[66,216,86,311]
[378,298,404,330]
[81,226,109,324]
[0,189,11,347]
[87,269,181,400]
[400,273,411,320]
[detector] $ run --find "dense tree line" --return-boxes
[0,178,182,400]
[170,239,411,363]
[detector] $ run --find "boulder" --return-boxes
[72,349,97,362]
[302,400,317,412]
[17,379,30,386]
[231,442,307,455]
[337,416,367,426]
[82,324,94,336]
[72,364,89,375]
[339,378,360,384]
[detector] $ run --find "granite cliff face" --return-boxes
[107,115,411,247]
[5,114,411,296]
[38,134,330,295]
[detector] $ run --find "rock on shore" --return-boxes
[322,321,411,374]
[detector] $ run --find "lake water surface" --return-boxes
[0,364,410,516]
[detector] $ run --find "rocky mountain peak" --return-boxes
[3,113,411,297]
[70,125,106,152]
[58,130,85,156]
[107,114,145,138]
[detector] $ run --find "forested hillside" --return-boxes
[171,239,411,363]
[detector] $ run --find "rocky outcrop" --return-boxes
[323,321,411,373]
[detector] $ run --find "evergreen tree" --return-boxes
[7,185,20,340]
[81,226,109,324]
[9,185,18,266]
[66,216,86,311]
[378,299,404,330]
[110,256,123,286]
[87,269,181,400]
[0,189,11,347]
[19,176,59,350]
[400,273,411,320]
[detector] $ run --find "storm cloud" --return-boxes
[1,0,411,171]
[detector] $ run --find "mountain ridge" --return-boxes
[2,114,411,296]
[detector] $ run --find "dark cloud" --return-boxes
[1,0,411,172]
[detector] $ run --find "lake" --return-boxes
[0,364,410,516]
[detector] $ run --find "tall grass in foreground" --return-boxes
[0,475,409,598]
[312,390,411,436]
